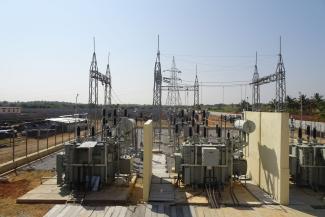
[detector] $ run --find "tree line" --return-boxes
[208,92,325,122]
[0,101,89,109]
[285,93,324,121]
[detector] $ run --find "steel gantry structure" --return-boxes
[152,35,163,144]
[104,53,112,106]
[161,63,200,108]
[152,36,200,146]
[152,36,199,110]
[251,37,286,112]
[88,38,111,134]
[164,56,183,106]
[252,52,260,111]
[162,58,200,108]
[194,65,200,108]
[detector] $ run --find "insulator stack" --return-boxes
[77,126,81,137]
[298,127,302,139]
[189,127,193,137]
[313,127,317,139]
[91,126,95,137]
[306,125,311,136]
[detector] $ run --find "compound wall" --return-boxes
[245,111,289,205]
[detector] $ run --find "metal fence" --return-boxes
[0,127,88,165]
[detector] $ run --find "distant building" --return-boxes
[46,117,87,132]
[0,107,21,114]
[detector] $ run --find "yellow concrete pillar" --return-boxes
[143,120,153,202]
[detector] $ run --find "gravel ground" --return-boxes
[19,150,61,172]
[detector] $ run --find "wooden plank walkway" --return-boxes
[45,203,325,217]
[45,204,204,217]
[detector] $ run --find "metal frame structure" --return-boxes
[252,52,260,111]
[194,65,200,108]
[251,37,286,112]
[104,53,112,107]
[88,38,111,134]
[162,57,200,108]
[152,35,162,144]
[152,36,200,146]
[164,56,183,106]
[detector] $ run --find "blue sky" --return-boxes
[0,0,324,105]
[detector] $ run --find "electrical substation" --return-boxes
[2,36,324,217]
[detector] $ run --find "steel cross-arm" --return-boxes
[163,77,182,83]
[250,73,277,85]
[90,70,110,86]
[162,85,195,91]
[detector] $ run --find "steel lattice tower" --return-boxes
[275,37,286,112]
[88,38,99,134]
[194,64,200,108]
[152,35,162,144]
[153,35,162,108]
[252,52,260,111]
[165,56,182,106]
[104,53,112,106]
[250,37,287,112]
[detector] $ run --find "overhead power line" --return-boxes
[182,80,250,84]
[161,53,277,58]
[111,88,124,104]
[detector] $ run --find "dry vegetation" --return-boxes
[0,170,55,217]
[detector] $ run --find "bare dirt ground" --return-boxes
[0,170,55,217]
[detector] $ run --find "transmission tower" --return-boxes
[104,53,112,106]
[194,64,200,108]
[275,37,286,112]
[250,37,287,112]
[88,38,99,134]
[165,56,182,106]
[152,35,162,145]
[153,35,162,108]
[252,52,260,111]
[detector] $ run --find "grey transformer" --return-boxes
[174,119,255,187]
